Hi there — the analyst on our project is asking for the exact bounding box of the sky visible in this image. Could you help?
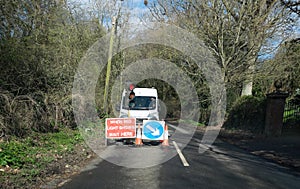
[70,0,150,26]
[71,0,299,37]
[70,0,300,59]
[120,0,151,24]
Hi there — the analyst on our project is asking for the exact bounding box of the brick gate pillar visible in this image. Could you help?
[265,90,288,137]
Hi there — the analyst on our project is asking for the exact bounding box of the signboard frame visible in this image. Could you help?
[142,120,165,140]
[105,118,136,139]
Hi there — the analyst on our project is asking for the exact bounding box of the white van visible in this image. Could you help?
[119,87,159,125]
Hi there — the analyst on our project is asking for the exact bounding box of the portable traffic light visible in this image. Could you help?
[129,84,135,91]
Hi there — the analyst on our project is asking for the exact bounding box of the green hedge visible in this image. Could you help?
[224,96,267,133]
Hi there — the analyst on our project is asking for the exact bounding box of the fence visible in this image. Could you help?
[283,98,300,128]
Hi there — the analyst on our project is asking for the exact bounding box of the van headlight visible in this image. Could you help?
[119,113,128,118]
[147,113,159,120]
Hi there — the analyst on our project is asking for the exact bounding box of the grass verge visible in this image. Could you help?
[0,129,93,189]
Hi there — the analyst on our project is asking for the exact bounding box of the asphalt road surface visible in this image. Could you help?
[60,125,300,189]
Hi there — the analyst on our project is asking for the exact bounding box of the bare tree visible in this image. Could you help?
[281,0,300,15]
[0,0,106,135]
[147,0,294,96]
[263,38,300,93]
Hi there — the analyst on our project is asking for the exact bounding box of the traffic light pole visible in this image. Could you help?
[103,17,116,114]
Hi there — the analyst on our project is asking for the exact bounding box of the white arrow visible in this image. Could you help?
[146,125,161,136]
[152,128,161,136]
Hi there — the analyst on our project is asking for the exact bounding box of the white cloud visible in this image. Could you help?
[69,0,152,27]
[117,1,151,25]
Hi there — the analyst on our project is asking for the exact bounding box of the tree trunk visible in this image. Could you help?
[241,80,253,96]
[241,63,255,96]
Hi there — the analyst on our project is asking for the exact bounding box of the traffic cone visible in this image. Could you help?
[135,123,143,146]
[162,124,169,146]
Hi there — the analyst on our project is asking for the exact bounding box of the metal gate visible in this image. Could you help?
[283,98,300,129]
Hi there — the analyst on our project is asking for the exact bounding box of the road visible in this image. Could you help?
[60,125,300,189]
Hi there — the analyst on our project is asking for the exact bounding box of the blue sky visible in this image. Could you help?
[71,0,299,59]
[70,0,149,25]
[120,0,150,24]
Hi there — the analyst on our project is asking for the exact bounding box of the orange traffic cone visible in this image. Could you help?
[162,124,169,146]
[135,124,143,146]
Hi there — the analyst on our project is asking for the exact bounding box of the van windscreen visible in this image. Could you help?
[123,96,156,110]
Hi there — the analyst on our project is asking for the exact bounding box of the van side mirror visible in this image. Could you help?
[115,104,120,111]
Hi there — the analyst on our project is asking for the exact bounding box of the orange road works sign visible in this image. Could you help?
[105,118,136,139]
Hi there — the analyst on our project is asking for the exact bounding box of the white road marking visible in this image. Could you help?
[173,141,190,167]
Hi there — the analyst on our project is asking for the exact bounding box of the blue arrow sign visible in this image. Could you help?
[142,121,165,140]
